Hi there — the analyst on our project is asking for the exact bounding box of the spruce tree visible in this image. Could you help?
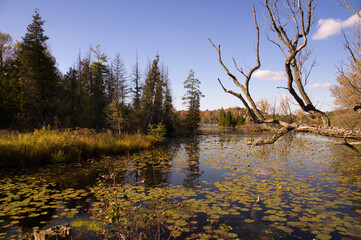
[225,111,235,127]
[89,45,109,129]
[141,55,161,130]
[218,108,225,126]
[182,70,204,133]
[60,66,80,127]
[109,53,128,104]
[17,9,59,128]
[162,65,176,133]
[131,52,142,109]
[76,51,92,128]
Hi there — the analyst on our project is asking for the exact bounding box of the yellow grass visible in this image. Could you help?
[0,127,158,168]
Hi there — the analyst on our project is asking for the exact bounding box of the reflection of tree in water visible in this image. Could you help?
[329,144,361,183]
[250,132,296,175]
[129,145,179,187]
[183,137,204,188]
[277,132,296,161]
[142,150,170,186]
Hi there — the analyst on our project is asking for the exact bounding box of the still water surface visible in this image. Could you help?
[1,127,361,239]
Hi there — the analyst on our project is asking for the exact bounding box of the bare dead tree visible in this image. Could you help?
[210,0,361,147]
[209,5,263,124]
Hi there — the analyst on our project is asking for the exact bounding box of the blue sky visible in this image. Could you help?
[0,0,360,111]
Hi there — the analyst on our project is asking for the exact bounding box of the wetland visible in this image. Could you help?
[1,126,361,239]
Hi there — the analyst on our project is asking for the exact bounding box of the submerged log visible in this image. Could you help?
[32,225,72,240]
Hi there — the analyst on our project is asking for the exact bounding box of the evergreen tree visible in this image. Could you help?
[74,51,92,128]
[131,52,142,109]
[110,53,128,104]
[153,65,164,124]
[17,9,59,128]
[162,65,176,133]
[182,70,204,132]
[218,108,226,126]
[225,111,235,127]
[60,66,80,127]
[235,114,245,126]
[89,45,109,129]
[141,55,161,130]
[106,100,128,136]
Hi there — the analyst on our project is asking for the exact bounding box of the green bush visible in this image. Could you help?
[147,122,167,142]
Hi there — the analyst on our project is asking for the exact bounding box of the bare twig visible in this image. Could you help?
[332,0,361,18]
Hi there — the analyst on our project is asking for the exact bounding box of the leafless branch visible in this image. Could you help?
[232,57,247,78]
[208,5,263,122]
[332,0,361,18]
[343,31,357,63]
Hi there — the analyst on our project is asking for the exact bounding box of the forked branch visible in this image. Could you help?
[332,0,361,18]
[208,5,263,122]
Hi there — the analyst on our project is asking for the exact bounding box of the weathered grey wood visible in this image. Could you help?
[32,225,72,240]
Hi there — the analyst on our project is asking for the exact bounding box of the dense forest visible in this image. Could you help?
[0,10,203,136]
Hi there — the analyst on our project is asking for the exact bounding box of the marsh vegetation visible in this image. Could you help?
[0,127,159,168]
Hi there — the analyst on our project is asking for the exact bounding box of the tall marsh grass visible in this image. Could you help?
[0,127,159,168]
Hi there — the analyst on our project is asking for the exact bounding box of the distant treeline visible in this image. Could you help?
[199,108,246,127]
[0,10,202,135]
[199,107,340,128]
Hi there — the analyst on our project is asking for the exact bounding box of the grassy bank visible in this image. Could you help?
[0,127,160,168]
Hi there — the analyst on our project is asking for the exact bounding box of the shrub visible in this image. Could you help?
[147,122,167,142]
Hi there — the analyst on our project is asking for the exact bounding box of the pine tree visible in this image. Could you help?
[235,114,245,126]
[106,100,127,136]
[218,108,226,126]
[141,55,161,130]
[17,9,59,128]
[225,111,235,127]
[89,45,109,129]
[182,70,204,133]
[60,66,80,127]
[153,66,164,124]
[110,53,128,104]
[162,65,176,133]
[131,52,142,109]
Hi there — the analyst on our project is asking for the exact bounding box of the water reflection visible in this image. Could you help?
[139,149,171,186]
[183,137,204,188]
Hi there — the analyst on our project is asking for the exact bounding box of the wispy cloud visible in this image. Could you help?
[313,13,360,40]
[253,70,286,81]
[308,83,332,89]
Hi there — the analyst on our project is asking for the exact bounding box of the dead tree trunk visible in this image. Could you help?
[210,0,361,150]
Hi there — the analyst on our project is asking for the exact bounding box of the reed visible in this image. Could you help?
[0,127,158,168]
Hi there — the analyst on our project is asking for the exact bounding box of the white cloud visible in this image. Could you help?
[253,70,286,81]
[313,13,361,40]
[308,83,332,89]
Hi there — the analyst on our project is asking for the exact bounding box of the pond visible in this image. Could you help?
[1,126,361,239]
